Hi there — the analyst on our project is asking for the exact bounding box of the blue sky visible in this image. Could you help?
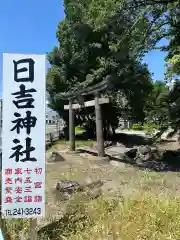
[0,0,166,96]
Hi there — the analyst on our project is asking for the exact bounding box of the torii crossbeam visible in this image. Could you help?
[61,78,112,157]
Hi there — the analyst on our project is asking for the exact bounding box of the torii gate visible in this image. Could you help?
[60,78,111,157]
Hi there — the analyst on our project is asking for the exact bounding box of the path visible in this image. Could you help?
[116,129,149,137]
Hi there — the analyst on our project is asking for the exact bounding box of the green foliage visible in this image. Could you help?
[143,123,160,132]
[47,0,180,131]
[131,123,143,131]
[133,0,180,129]
[75,125,85,135]
[168,80,180,129]
[164,0,180,81]
[47,0,156,133]
[131,123,159,132]
[144,81,170,127]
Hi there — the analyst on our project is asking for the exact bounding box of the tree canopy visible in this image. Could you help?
[47,0,180,133]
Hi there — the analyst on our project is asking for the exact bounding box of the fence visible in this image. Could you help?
[0,129,64,168]
[46,130,64,147]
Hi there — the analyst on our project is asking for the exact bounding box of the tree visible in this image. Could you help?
[130,0,180,130]
[165,1,180,81]
[47,0,155,137]
[145,81,169,127]
[139,0,180,83]
[168,80,180,129]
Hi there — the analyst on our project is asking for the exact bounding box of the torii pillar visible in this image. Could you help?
[94,93,105,157]
[69,99,75,151]
[65,96,107,156]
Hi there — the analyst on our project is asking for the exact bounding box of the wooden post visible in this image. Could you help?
[49,133,53,144]
[29,218,37,240]
[64,97,109,154]
[69,99,75,151]
[0,219,12,240]
[95,93,104,157]
[0,100,12,240]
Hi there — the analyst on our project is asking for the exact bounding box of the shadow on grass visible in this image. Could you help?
[38,202,93,240]
[38,212,88,240]
[114,133,153,147]
[112,149,180,173]
[53,130,180,172]
[75,132,152,147]
[77,146,180,173]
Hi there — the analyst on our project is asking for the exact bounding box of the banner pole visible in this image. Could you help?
[29,218,37,240]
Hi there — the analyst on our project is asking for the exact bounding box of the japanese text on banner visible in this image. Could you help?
[2,54,46,218]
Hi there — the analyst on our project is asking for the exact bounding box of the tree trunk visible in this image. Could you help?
[112,126,116,136]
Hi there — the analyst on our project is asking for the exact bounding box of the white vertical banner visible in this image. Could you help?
[2,53,46,218]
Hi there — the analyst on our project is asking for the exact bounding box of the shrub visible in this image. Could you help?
[131,123,143,131]
[143,123,158,132]
[131,123,159,132]
[75,126,85,135]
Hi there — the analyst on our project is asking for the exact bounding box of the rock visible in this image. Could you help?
[104,141,113,148]
[145,132,153,138]
[56,180,81,193]
[160,127,174,140]
[93,141,112,150]
[151,146,158,152]
[55,180,103,201]
[135,157,144,166]
[110,160,122,167]
[54,180,81,202]
[49,151,65,162]
[135,145,153,162]
[116,142,126,147]
[138,146,151,155]
[125,148,137,158]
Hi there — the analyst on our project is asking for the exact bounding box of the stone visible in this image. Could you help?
[56,180,81,193]
[104,141,113,148]
[125,148,137,158]
[135,145,153,162]
[138,146,151,155]
[49,151,65,162]
[110,160,122,167]
[116,142,126,147]
[160,127,175,140]
[55,180,103,199]
[135,157,145,166]
[54,180,81,202]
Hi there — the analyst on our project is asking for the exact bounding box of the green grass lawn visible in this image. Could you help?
[51,139,95,149]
